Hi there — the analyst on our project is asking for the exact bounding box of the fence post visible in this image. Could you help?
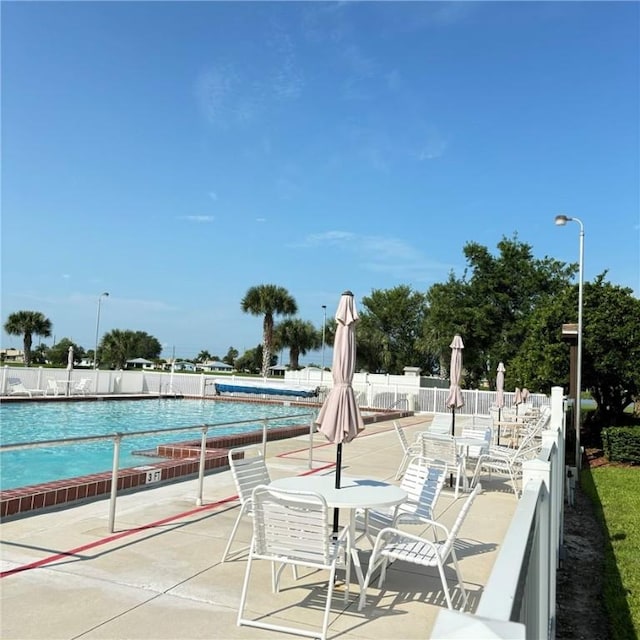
[196,426,208,506]
[108,435,122,533]
[522,458,551,639]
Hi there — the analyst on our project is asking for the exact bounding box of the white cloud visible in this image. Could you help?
[293,231,452,284]
[179,215,214,223]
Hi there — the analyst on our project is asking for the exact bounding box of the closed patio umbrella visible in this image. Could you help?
[315,291,364,531]
[445,334,464,437]
[514,387,523,415]
[496,362,505,445]
[67,346,74,371]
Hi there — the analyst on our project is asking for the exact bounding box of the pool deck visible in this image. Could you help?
[0,416,517,640]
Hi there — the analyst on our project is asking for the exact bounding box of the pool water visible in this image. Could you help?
[0,399,313,490]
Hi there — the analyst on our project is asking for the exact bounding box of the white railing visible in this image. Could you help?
[431,386,566,639]
[1,410,315,532]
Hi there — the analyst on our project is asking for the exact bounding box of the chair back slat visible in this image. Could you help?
[229,447,271,505]
[420,433,458,467]
[252,486,332,565]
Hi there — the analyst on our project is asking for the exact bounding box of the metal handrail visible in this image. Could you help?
[1,411,314,532]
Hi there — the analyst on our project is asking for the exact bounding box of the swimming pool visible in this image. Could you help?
[0,399,314,491]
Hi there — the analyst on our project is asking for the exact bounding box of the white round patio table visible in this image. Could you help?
[269,474,407,588]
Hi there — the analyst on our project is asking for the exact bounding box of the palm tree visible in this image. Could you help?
[275,319,321,370]
[196,350,212,363]
[3,310,52,367]
[241,285,297,376]
[99,329,137,369]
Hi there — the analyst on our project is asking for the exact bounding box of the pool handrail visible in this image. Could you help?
[1,410,315,532]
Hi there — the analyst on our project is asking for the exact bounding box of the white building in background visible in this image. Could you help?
[0,348,24,363]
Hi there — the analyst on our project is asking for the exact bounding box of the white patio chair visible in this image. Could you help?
[419,432,465,499]
[46,379,60,396]
[459,425,492,462]
[358,456,447,543]
[7,378,45,397]
[221,445,271,562]
[393,420,423,479]
[429,412,453,435]
[71,378,92,395]
[358,483,482,612]
[470,418,545,498]
[237,484,351,640]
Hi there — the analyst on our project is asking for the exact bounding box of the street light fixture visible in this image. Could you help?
[555,214,585,470]
[94,292,109,369]
[320,305,327,383]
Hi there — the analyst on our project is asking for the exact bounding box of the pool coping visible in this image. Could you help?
[0,405,410,519]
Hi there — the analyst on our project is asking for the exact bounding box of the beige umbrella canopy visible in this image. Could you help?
[445,334,465,436]
[316,291,365,448]
[315,291,364,531]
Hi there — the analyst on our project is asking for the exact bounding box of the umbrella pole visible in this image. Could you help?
[497,408,502,445]
[450,409,455,488]
[333,443,343,533]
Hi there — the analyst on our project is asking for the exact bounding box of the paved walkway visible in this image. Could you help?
[0,417,516,640]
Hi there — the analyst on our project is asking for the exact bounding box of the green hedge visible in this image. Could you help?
[602,427,640,464]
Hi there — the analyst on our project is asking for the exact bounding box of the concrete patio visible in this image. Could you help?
[0,416,517,640]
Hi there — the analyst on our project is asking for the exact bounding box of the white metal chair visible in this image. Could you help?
[358,483,481,612]
[7,378,45,397]
[237,484,351,640]
[46,379,60,396]
[470,415,546,497]
[393,421,423,479]
[71,378,92,395]
[221,445,271,562]
[459,425,492,461]
[429,412,453,435]
[419,433,465,499]
[358,457,447,543]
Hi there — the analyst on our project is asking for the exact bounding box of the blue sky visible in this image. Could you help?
[2,1,639,363]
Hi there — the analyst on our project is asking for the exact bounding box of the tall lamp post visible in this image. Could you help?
[320,304,327,383]
[94,292,109,369]
[555,214,584,470]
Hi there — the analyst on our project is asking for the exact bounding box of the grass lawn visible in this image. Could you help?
[582,465,640,639]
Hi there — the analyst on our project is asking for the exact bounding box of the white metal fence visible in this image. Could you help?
[431,386,566,639]
[1,366,549,416]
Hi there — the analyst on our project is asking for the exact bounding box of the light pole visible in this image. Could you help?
[320,305,327,383]
[94,292,109,369]
[555,214,584,470]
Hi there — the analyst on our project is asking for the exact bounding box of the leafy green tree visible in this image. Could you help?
[234,345,275,374]
[510,274,640,427]
[223,347,239,367]
[241,284,297,376]
[581,277,640,425]
[3,310,53,367]
[357,286,429,374]
[99,330,162,369]
[47,338,85,368]
[31,343,49,365]
[275,318,321,370]
[424,236,573,387]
